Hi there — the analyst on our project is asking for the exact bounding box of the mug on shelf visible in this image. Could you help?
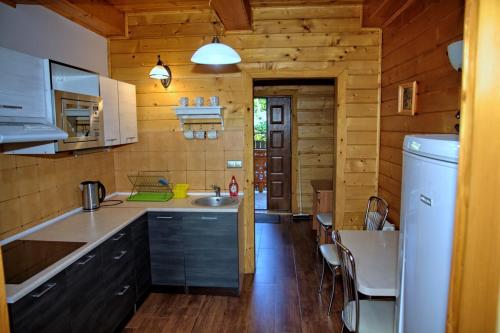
[195,96,204,106]
[210,96,219,106]
[179,97,189,106]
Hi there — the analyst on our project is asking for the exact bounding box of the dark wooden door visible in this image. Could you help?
[267,97,292,211]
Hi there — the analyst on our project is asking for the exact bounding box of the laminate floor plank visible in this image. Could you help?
[123,218,343,333]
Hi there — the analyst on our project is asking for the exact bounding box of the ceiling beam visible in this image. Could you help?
[10,0,126,37]
[211,0,252,31]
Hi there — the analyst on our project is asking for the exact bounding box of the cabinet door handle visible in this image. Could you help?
[155,216,173,220]
[0,104,23,110]
[201,216,217,221]
[31,283,57,298]
[116,285,130,296]
[77,254,95,265]
[106,138,118,142]
[112,232,126,241]
[126,136,136,140]
[113,250,127,260]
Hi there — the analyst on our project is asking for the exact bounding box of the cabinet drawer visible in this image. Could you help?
[182,213,237,249]
[185,248,238,288]
[102,227,133,274]
[9,272,71,333]
[100,265,136,333]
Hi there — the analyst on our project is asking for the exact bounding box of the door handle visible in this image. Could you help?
[77,254,95,265]
[420,194,432,206]
[201,216,218,221]
[112,232,126,241]
[113,250,127,260]
[155,216,174,220]
[0,104,23,110]
[106,138,118,142]
[116,285,130,296]
[31,283,57,298]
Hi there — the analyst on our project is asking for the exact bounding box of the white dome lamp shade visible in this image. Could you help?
[149,55,172,88]
[191,36,241,65]
[447,40,463,71]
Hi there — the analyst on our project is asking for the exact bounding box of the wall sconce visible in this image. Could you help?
[149,55,172,88]
[447,40,463,71]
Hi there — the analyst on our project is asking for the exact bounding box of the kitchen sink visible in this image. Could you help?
[193,196,238,207]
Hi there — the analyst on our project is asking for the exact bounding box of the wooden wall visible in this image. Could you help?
[378,0,464,226]
[254,84,335,214]
[109,4,380,271]
[0,151,116,240]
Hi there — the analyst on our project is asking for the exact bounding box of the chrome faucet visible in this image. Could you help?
[212,184,221,197]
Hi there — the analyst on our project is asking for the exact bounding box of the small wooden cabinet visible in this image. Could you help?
[311,180,333,244]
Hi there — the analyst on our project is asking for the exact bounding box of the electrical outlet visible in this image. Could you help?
[227,160,242,168]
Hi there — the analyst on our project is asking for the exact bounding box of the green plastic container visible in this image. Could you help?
[127,192,173,202]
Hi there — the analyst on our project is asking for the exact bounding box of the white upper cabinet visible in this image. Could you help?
[99,76,121,146]
[0,47,50,119]
[51,62,99,96]
[118,81,138,144]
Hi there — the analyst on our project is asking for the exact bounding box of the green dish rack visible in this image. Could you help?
[127,171,173,202]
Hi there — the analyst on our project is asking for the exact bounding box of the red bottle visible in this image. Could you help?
[229,176,239,197]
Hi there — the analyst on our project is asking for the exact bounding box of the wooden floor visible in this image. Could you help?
[123,217,343,333]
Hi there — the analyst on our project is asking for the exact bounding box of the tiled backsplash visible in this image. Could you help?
[113,129,245,192]
[0,151,115,240]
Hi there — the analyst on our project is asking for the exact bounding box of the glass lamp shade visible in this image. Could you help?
[149,64,170,79]
[191,37,241,65]
[447,40,463,71]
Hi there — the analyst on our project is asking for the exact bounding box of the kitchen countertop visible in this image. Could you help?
[4,193,242,303]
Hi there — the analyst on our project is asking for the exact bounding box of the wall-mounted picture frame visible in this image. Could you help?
[398,81,418,115]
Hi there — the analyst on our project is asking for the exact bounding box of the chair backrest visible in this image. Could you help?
[333,231,360,332]
[364,196,389,230]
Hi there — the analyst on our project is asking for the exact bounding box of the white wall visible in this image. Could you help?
[0,4,108,75]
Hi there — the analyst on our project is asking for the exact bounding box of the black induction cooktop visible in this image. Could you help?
[1,240,86,284]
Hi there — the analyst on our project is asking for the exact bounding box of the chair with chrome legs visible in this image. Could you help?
[364,196,389,231]
[316,212,333,252]
[332,231,395,333]
[318,234,340,316]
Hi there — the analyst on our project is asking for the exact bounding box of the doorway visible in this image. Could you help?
[253,96,292,212]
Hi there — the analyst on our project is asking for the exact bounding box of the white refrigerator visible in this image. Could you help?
[396,134,460,333]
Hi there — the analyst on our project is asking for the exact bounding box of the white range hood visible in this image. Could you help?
[0,116,67,144]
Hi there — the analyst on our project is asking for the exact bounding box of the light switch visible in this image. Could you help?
[227,160,242,168]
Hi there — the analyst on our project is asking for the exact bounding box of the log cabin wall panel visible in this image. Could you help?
[254,84,335,214]
[0,152,116,241]
[109,5,379,271]
[378,0,464,226]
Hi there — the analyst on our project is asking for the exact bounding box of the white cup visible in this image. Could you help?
[210,96,219,106]
[207,130,217,140]
[184,130,194,140]
[194,131,205,140]
[195,96,204,106]
[179,97,188,106]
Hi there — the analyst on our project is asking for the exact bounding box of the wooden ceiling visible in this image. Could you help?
[1,0,363,37]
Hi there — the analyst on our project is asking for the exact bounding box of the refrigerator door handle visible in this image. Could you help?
[420,194,432,206]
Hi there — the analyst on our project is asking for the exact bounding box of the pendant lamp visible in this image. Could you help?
[191,36,241,65]
[149,55,172,88]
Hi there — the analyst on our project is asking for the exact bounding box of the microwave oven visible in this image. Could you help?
[54,90,104,151]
